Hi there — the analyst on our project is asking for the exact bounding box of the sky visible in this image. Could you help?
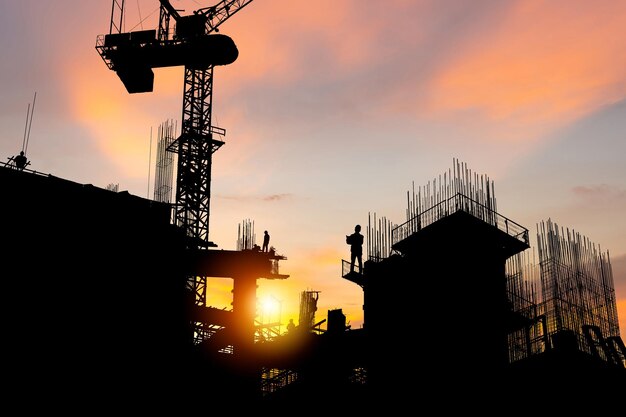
[1,0,625,334]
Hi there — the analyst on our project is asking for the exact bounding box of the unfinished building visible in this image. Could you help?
[506,219,626,387]
[0,164,288,410]
[2,0,624,408]
[2,157,624,408]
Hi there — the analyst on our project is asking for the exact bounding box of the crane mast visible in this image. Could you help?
[97,0,255,343]
[153,0,253,251]
[109,0,125,35]
[158,3,252,337]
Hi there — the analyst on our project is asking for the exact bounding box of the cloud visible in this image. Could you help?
[572,185,626,203]
[216,193,294,202]
[389,0,626,143]
[216,0,626,156]
[263,193,292,202]
[431,2,626,105]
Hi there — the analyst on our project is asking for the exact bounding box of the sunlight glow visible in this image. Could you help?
[258,295,281,317]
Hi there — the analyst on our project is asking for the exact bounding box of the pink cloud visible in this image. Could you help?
[220,0,364,87]
[216,193,294,202]
[217,0,626,149]
[263,193,292,202]
[395,0,626,141]
[572,184,626,204]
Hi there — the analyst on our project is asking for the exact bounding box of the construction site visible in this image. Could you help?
[2,0,625,410]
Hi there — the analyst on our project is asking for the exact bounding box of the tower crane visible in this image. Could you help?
[96,0,255,342]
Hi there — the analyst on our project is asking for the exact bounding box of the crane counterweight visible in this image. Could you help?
[98,30,238,94]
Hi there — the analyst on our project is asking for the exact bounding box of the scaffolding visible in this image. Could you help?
[256,295,282,342]
[506,250,547,363]
[536,219,623,365]
[260,368,298,397]
[505,219,624,366]
[258,296,298,397]
[299,290,319,331]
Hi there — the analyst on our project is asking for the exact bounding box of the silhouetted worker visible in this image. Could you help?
[346,224,364,274]
[287,318,295,333]
[14,151,27,170]
[262,230,270,252]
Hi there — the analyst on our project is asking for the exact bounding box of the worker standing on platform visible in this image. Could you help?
[262,230,270,252]
[346,224,364,274]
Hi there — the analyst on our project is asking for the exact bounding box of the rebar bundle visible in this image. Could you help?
[537,219,620,347]
[505,219,623,364]
[153,119,176,203]
[236,218,256,251]
[506,251,544,362]
[367,212,396,262]
[392,158,527,246]
[405,157,497,226]
[298,290,319,331]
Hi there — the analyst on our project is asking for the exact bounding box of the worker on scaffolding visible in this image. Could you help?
[13,151,28,170]
[346,224,364,274]
[286,318,296,334]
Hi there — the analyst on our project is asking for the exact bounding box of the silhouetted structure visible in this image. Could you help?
[237,218,256,251]
[97,0,257,354]
[506,219,626,378]
[366,212,395,262]
[5,93,36,171]
[4,0,622,407]
[262,230,270,252]
[298,290,319,331]
[2,156,623,409]
[153,119,176,203]
[338,159,624,404]
[1,162,292,408]
[358,160,531,400]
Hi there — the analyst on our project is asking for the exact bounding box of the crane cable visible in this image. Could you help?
[128,4,160,32]
[136,0,143,30]
[22,92,36,154]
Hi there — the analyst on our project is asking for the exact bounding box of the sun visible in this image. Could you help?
[259,296,280,316]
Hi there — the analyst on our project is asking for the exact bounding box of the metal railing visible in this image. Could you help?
[342,259,362,277]
[391,193,529,247]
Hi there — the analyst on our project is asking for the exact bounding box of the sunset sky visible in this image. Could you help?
[1,0,625,333]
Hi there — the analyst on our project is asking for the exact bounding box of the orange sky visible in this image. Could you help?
[1,0,625,335]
